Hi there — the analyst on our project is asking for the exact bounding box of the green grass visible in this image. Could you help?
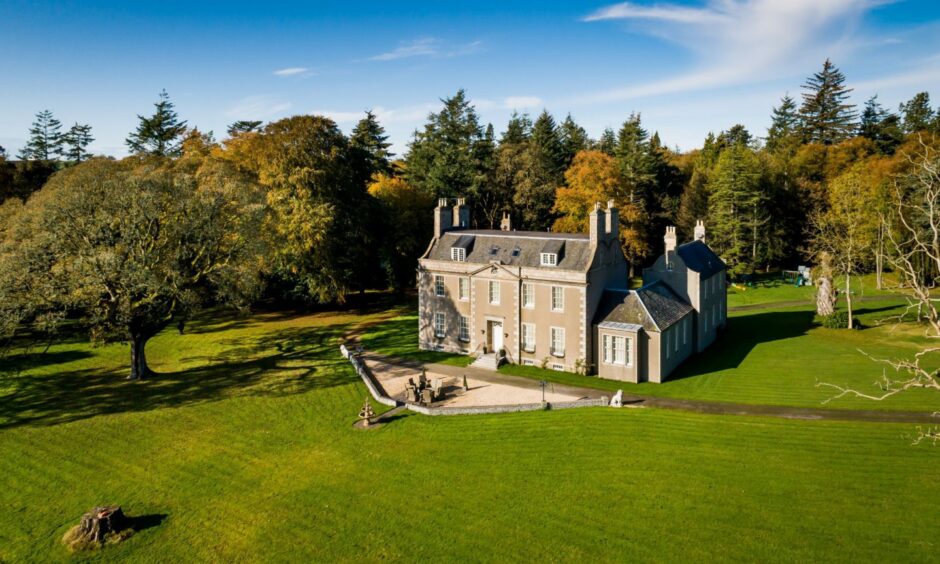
[357,312,472,367]
[502,299,939,411]
[1,296,938,561]
[727,272,897,308]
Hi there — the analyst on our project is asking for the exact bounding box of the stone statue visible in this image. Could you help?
[610,389,623,408]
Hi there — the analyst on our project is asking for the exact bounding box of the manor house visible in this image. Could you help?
[417,198,726,383]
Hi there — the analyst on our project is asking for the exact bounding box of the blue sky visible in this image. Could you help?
[2,0,940,157]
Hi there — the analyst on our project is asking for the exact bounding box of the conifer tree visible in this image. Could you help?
[559,114,589,169]
[707,142,766,274]
[126,89,188,157]
[766,95,800,153]
[471,123,502,228]
[512,110,565,230]
[350,110,393,179]
[19,110,63,161]
[899,92,935,134]
[493,112,531,229]
[405,89,484,199]
[614,113,654,192]
[859,96,903,154]
[62,123,94,163]
[596,127,617,156]
[799,59,858,145]
[226,120,263,136]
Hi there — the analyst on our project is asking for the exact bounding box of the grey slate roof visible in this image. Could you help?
[426,229,593,270]
[677,240,725,278]
[594,281,692,332]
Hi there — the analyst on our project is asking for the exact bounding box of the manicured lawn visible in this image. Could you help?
[502,299,939,411]
[1,295,937,561]
[357,313,472,367]
[727,272,897,308]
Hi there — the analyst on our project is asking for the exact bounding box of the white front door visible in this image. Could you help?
[490,321,503,352]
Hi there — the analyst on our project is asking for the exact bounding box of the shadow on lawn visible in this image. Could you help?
[357,315,462,364]
[0,321,356,430]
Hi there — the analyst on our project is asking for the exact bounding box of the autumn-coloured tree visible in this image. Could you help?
[368,171,435,289]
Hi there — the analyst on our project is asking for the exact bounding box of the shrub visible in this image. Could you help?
[821,311,850,329]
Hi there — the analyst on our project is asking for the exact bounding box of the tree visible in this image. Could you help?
[559,114,590,169]
[859,96,903,154]
[350,110,393,182]
[800,59,858,145]
[126,89,188,157]
[513,110,565,230]
[596,127,617,156]
[707,143,765,274]
[899,92,934,134]
[810,166,877,328]
[0,157,265,379]
[368,172,435,289]
[226,115,377,302]
[19,110,63,161]
[226,120,263,136]
[766,95,801,153]
[470,123,501,228]
[492,112,531,229]
[552,150,648,274]
[406,89,485,200]
[62,123,95,162]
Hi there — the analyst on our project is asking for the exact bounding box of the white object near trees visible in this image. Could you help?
[610,389,623,408]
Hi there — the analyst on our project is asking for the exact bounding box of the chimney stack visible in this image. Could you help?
[694,219,706,242]
[452,197,470,229]
[605,199,618,241]
[589,202,604,245]
[500,212,512,231]
[434,198,453,238]
[664,226,677,265]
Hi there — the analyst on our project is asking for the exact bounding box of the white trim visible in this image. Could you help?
[551,286,564,312]
[521,322,536,352]
[458,277,469,301]
[488,280,501,305]
[550,326,565,357]
[434,275,445,297]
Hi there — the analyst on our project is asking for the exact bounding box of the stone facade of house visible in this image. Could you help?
[417,200,727,382]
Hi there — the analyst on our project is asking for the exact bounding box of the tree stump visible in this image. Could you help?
[63,505,129,550]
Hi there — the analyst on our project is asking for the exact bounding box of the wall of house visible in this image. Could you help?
[654,314,695,382]
[594,326,644,383]
[471,268,521,362]
[417,268,472,354]
[696,273,727,352]
[517,280,585,372]
[584,237,629,374]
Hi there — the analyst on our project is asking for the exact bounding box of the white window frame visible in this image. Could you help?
[540,253,557,267]
[521,323,536,352]
[550,326,565,357]
[451,247,466,262]
[551,363,564,371]
[434,312,445,338]
[522,358,535,366]
[522,283,534,309]
[458,277,469,301]
[551,286,564,312]
[603,334,630,367]
[488,280,500,305]
[434,275,445,297]
[458,316,470,342]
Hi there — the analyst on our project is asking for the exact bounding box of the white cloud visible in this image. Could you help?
[313,103,440,124]
[502,96,543,109]
[368,38,483,61]
[576,0,891,104]
[273,67,310,77]
[226,95,292,120]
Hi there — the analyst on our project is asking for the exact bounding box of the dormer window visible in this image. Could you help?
[540,253,557,267]
[451,247,466,261]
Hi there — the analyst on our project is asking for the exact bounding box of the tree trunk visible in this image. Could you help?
[844,273,853,329]
[876,223,884,290]
[128,333,151,380]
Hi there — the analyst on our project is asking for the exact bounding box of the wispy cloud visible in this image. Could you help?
[226,95,292,120]
[313,103,441,124]
[273,67,311,77]
[576,0,891,104]
[474,96,545,111]
[368,38,483,61]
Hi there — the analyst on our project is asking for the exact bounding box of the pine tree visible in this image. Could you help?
[859,96,903,154]
[471,123,502,228]
[707,144,766,274]
[19,110,63,161]
[614,113,654,192]
[493,113,531,229]
[559,114,589,169]
[766,95,800,152]
[899,92,935,134]
[62,123,95,163]
[596,127,617,156]
[512,110,565,230]
[405,89,484,199]
[226,120,263,136]
[350,110,393,182]
[126,89,188,157]
[799,59,858,145]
